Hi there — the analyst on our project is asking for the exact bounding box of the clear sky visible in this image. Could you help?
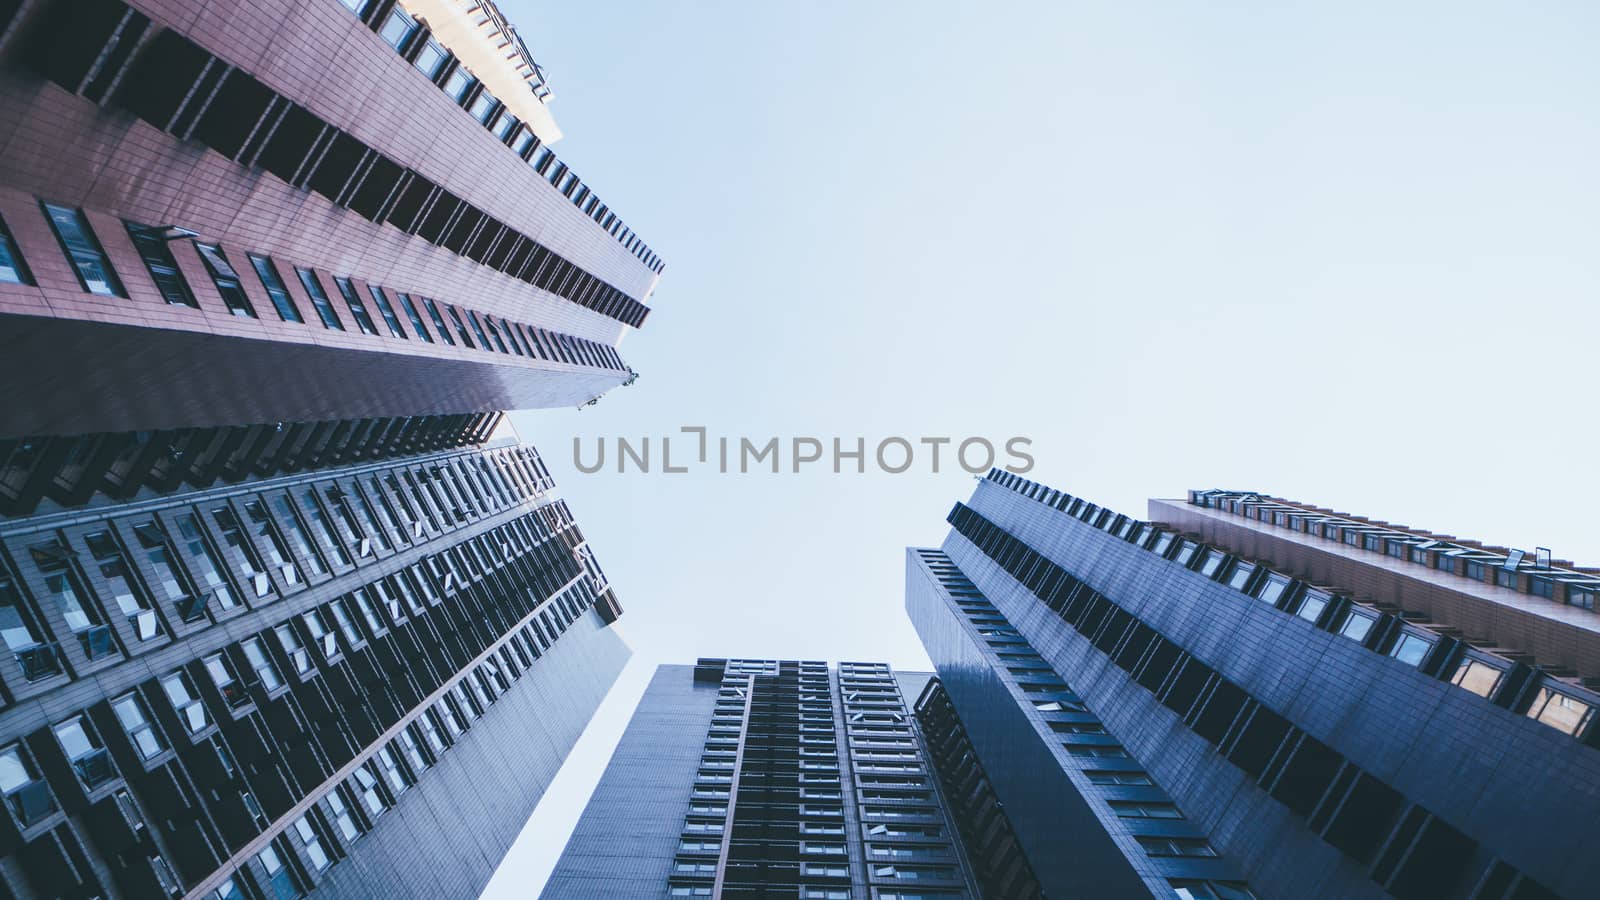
[479,2,1600,896]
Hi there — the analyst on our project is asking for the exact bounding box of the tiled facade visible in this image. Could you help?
[0,440,631,899]
[0,0,661,446]
[545,660,987,900]
[911,470,1598,899]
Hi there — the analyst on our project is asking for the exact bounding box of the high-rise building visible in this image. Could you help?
[0,0,661,513]
[907,469,1600,900]
[544,658,997,900]
[0,0,663,896]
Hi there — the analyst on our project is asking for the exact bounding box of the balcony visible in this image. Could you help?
[72,749,117,789]
[15,642,61,681]
[7,780,57,827]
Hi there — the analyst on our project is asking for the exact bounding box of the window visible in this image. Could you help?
[28,542,105,649]
[293,815,332,871]
[294,268,343,329]
[497,113,520,141]
[413,38,448,78]
[1172,880,1258,900]
[0,743,56,826]
[113,692,167,760]
[378,7,416,50]
[421,297,455,344]
[329,600,362,646]
[1450,658,1503,699]
[0,213,31,284]
[1138,836,1217,858]
[445,304,477,347]
[242,637,283,691]
[132,521,191,610]
[1109,800,1182,819]
[366,285,407,338]
[273,494,329,574]
[352,762,388,818]
[162,670,209,734]
[243,500,300,584]
[249,254,303,323]
[468,89,499,124]
[395,293,432,342]
[1066,745,1128,759]
[1526,686,1595,736]
[333,277,379,335]
[325,790,360,842]
[84,531,157,637]
[443,66,475,102]
[125,223,196,306]
[257,844,300,900]
[1295,589,1329,624]
[194,243,256,317]
[211,507,270,598]
[1339,611,1374,643]
[1569,587,1596,610]
[1388,632,1433,667]
[1084,770,1153,786]
[175,513,239,614]
[275,624,312,676]
[204,653,249,708]
[0,573,49,658]
[43,203,123,296]
[55,715,115,788]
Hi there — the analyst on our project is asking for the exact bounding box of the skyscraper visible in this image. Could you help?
[0,0,662,896]
[907,469,1600,899]
[0,0,660,510]
[544,658,996,899]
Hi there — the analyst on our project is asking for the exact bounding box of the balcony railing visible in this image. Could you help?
[72,749,117,789]
[15,643,61,681]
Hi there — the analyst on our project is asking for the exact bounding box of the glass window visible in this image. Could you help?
[28,542,102,637]
[194,243,256,317]
[257,844,299,900]
[242,637,283,691]
[332,277,379,335]
[275,624,312,676]
[443,66,474,102]
[303,610,339,660]
[395,293,432,342]
[1388,632,1433,667]
[1109,800,1182,819]
[1525,686,1594,736]
[294,268,343,330]
[326,790,360,842]
[1295,589,1329,624]
[0,743,56,826]
[125,223,196,306]
[1339,611,1374,644]
[175,513,239,614]
[86,531,160,637]
[498,113,520,141]
[248,254,303,323]
[1450,658,1503,699]
[1084,770,1153,785]
[0,213,32,284]
[43,203,124,296]
[55,715,115,788]
[211,506,270,598]
[376,745,409,794]
[204,652,249,708]
[293,815,331,871]
[272,494,328,574]
[131,521,190,608]
[366,285,407,338]
[113,692,167,760]
[352,762,387,818]
[1569,587,1596,610]
[244,500,302,584]
[445,304,477,348]
[162,670,209,734]
[421,297,455,344]
[413,39,448,78]
[378,7,416,51]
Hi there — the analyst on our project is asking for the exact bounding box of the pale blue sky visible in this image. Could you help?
[481,2,1600,895]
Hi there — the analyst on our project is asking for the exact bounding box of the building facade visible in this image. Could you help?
[544,659,997,900]
[0,0,662,510]
[907,469,1600,899]
[0,0,664,896]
